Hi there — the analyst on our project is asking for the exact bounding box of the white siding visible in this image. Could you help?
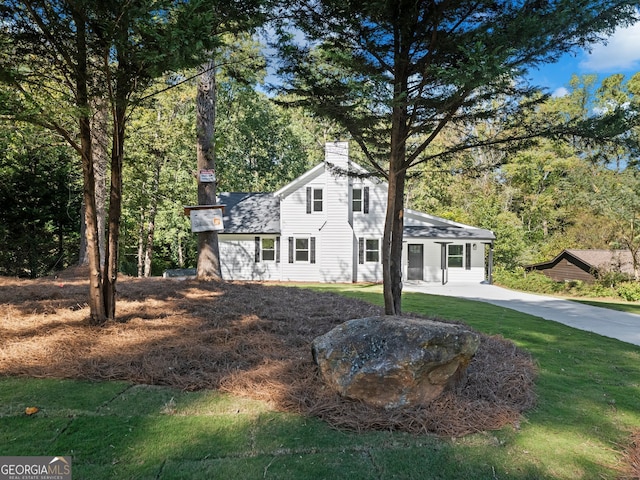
[402,241,487,283]
[217,142,493,285]
[219,235,280,281]
[279,178,326,281]
[319,142,354,282]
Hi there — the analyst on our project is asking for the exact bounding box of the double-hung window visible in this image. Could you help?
[306,187,323,213]
[447,244,464,268]
[295,238,309,262]
[255,237,279,263]
[353,188,362,212]
[352,186,369,213]
[313,189,323,212]
[288,236,316,263]
[261,238,275,261]
[366,239,379,262]
[359,238,380,263]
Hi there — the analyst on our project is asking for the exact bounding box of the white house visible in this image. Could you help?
[217,142,495,284]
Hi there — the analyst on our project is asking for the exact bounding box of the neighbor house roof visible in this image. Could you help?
[527,249,635,275]
[218,192,280,234]
[565,249,635,274]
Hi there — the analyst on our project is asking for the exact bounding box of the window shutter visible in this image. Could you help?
[363,186,369,214]
[255,237,261,263]
[288,237,294,263]
[306,187,312,214]
[358,238,364,264]
[276,237,280,263]
[465,243,471,270]
[310,237,316,264]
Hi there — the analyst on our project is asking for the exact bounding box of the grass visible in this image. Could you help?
[1,284,640,479]
[571,298,640,315]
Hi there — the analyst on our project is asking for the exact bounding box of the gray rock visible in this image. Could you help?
[312,316,480,409]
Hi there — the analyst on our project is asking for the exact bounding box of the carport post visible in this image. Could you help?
[435,241,452,285]
[483,242,494,284]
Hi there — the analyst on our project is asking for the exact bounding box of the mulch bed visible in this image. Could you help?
[0,269,537,437]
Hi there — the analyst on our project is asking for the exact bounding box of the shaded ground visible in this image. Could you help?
[0,268,538,437]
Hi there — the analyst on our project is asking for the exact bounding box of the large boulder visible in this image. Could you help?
[312,316,481,409]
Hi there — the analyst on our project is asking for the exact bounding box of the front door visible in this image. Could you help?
[407,244,424,280]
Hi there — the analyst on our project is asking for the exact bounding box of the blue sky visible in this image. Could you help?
[262,19,640,97]
[526,21,640,97]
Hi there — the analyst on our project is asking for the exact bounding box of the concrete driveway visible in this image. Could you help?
[403,281,640,347]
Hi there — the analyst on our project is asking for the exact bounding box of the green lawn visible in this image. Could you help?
[572,297,640,315]
[1,285,639,479]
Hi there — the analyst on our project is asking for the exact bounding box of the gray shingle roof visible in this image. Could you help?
[403,225,496,241]
[217,193,495,240]
[217,193,280,234]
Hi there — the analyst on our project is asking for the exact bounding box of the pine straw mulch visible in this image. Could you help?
[1,268,537,437]
[618,430,640,480]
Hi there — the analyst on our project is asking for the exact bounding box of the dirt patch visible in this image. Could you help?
[0,271,537,437]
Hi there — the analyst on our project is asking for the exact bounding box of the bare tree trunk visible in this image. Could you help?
[178,235,184,268]
[390,169,405,311]
[74,10,106,325]
[78,98,108,266]
[382,164,406,315]
[196,58,222,281]
[93,99,108,265]
[382,172,397,315]
[103,102,126,320]
[143,162,161,277]
[137,207,145,277]
[382,57,409,315]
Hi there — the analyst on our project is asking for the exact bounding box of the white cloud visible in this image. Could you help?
[579,22,640,72]
[552,87,569,98]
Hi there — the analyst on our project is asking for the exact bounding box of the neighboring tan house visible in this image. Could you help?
[525,249,635,283]
[216,141,496,284]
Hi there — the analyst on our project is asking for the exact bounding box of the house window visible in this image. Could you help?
[352,186,369,213]
[353,188,362,212]
[296,238,309,262]
[289,236,316,263]
[448,244,464,268]
[359,238,380,263]
[306,187,323,213]
[313,189,323,212]
[262,238,275,261]
[255,237,279,263]
[366,239,379,262]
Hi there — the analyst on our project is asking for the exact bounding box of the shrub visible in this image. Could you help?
[615,282,640,302]
[494,267,619,299]
[493,267,561,295]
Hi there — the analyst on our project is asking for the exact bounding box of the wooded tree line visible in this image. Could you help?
[3,70,639,280]
[1,0,638,321]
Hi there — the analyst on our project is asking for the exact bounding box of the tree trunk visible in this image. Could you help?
[137,207,145,278]
[143,161,161,277]
[103,103,126,320]
[178,235,184,268]
[78,98,108,266]
[93,99,109,265]
[382,42,409,315]
[196,58,223,281]
[74,10,106,325]
[382,172,397,314]
[382,162,407,315]
[390,168,406,311]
